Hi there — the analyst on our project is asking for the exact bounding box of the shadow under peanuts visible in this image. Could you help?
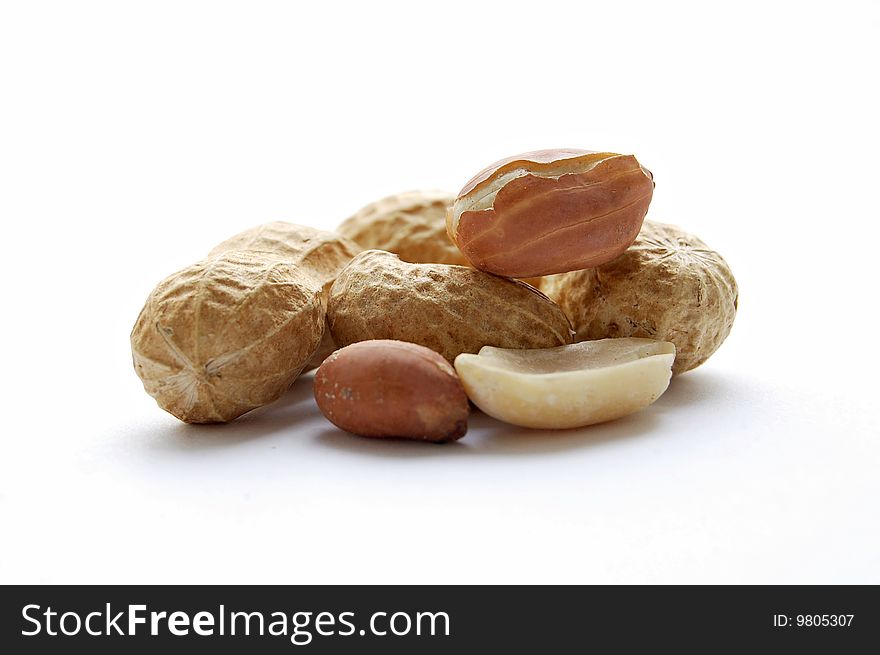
[653,368,737,411]
[315,396,664,458]
[314,428,474,459]
[315,367,740,458]
[465,408,663,456]
[142,373,322,453]
[135,365,738,457]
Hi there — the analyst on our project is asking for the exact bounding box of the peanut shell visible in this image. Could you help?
[132,223,360,422]
[131,251,324,423]
[338,190,467,266]
[210,221,361,292]
[328,250,573,363]
[542,221,738,375]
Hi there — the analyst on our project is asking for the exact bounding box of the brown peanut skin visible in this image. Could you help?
[451,150,654,278]
[314,340,469,442]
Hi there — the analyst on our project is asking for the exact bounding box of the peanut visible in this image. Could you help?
[454,338,675,429]
[542,220,738,375]
[338,190,468,266]
[131,223,360,423]
[328,250,573,363]
[314,340,469,442]
[210,221,361,294]
[447,149,654,278]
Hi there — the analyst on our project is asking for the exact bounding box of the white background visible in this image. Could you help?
[1,0,878,584]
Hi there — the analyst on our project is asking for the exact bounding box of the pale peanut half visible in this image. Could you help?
[454,338,675,429]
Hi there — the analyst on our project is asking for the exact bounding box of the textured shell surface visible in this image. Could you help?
[328,250,573,362]
[131,250,324,423]
[542,221,738,374]
[209,222,361,291]
[337,190,467,266]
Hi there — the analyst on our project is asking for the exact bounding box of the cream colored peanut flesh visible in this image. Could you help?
[453,338,675,429]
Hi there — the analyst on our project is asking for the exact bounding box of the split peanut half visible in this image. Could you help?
[453,338,675,429]
[447,149,655,278]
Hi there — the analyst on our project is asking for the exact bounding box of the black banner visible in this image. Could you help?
[1,585,876,653]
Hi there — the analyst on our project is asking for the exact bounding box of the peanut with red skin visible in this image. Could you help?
[315,340,469,442]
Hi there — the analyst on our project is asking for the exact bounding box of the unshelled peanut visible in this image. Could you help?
[338,190,468,266]
[131,223,360,423]
[328,250,573,363]
[542,221,737,374]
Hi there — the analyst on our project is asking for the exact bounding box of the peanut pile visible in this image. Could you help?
[131,149,738,441]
